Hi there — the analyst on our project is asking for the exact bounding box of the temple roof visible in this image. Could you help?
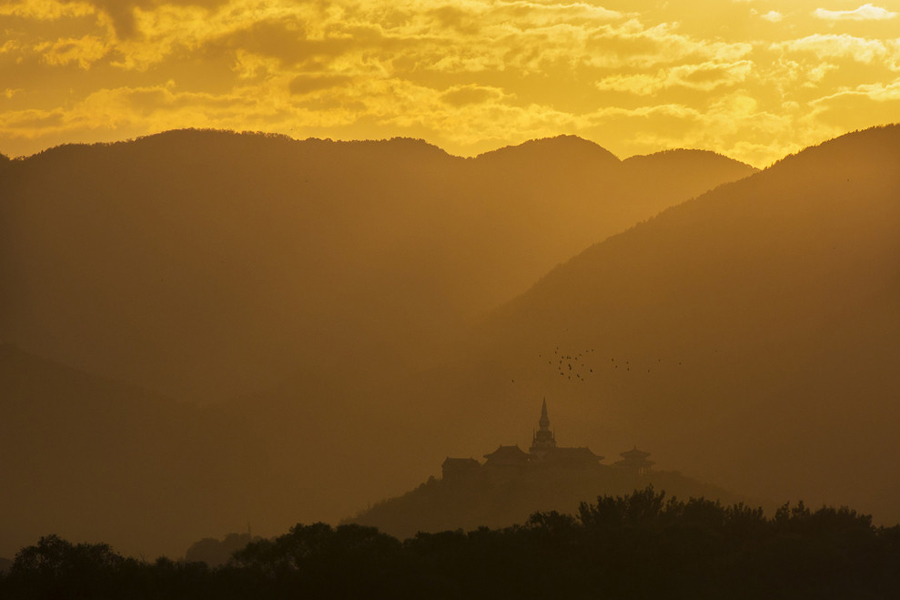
[620,446,651,459]
[483,445,530,464]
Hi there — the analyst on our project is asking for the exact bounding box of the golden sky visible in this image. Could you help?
[1,0,899,166]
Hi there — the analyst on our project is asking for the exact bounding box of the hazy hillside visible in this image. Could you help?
[409,125,900,524]
[0,344,272,559]
[0,131,753,402]
[351,466,742,541]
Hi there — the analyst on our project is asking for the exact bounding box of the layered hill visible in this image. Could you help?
[0,344,272,559]
[0,131,753,402]
[405,125,900,524]
[6,126,897,557]
[350,464,741,541]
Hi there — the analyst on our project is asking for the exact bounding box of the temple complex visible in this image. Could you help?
[442,400,651,480]
[355,408,729,541]
[482,445,531,467]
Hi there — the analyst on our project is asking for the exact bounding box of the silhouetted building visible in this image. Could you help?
[615,446,654,475]
[483,445,530,467]
[529,398,557,459]
[528,399,603,466]
[441,401,605,480]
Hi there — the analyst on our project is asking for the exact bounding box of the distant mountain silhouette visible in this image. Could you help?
[414,125,900,525]
[474,134,621,169]
[0,344,272,559]
[0,130,753,402]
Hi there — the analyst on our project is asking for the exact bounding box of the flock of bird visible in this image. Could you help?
[508,347,685,385]
[524,347,684,383]
[542,347,597,382]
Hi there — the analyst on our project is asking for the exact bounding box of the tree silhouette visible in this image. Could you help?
[2,489,899,599]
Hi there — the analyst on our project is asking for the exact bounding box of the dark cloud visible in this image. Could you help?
[428,6,482,35]
[60,0,230,38]
[203,18,357,68]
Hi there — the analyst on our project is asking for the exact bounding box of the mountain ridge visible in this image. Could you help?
[473,134,622,167]
[10,128,755,167]
[0,128,755,402]
[505,124,900,312]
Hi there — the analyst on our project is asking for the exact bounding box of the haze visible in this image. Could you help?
[2,125,898,560]
[0,0,898,569]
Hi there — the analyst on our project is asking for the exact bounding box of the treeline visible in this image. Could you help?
[2,488,899,599]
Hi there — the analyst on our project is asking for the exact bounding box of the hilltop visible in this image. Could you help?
[350,403,741,540]
[352,466,740,542]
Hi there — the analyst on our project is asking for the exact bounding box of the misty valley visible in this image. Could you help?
[1,125,899,597]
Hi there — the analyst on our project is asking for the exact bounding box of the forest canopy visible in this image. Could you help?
[3,488,898,600]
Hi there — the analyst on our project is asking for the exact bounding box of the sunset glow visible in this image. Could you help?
[2,0,899,165]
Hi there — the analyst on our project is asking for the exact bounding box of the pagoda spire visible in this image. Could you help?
[530,398,556,458]
[539,398,550,431]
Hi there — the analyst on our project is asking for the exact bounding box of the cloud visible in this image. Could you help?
[490,1,625,25]
[67,0,230,38]
[0,41,22,55]
[440,84,506,106]
[595,60,753,95]
[2,0,900,169]
[0,0,95,20]
[38,35,110,68]
[773,34,897,64]
[813,4,897,21]
[0,107,68,134]
[812,79,900,106]
[807,78,900,130]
